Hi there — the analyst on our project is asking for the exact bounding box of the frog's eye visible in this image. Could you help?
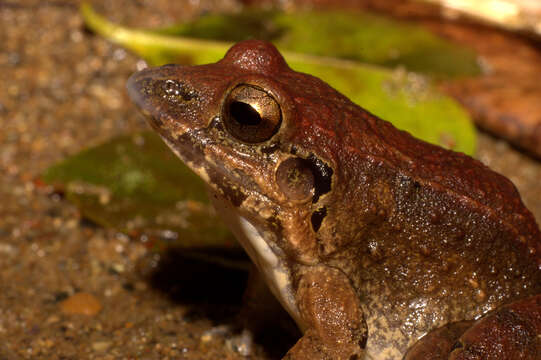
[222,84,282,143]
[276,157,315,201]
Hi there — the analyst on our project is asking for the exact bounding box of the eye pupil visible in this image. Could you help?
[229,101,262,126]
[222,84,281,143]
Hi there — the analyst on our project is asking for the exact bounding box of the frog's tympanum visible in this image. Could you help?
[128,40,540,359]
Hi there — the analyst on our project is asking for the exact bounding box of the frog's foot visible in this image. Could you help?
[284,265,367,360]
[405,294,541,360]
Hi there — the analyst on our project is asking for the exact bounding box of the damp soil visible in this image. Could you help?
[0,1,540,359]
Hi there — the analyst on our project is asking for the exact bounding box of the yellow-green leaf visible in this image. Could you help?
[81,3,476,154]
[43,132,238,250]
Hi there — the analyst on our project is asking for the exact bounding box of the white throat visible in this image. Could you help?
[209,192,303,330]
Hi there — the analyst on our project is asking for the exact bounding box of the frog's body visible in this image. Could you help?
[128,40,540,359]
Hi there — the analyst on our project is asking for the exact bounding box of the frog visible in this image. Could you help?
[127,40,541,359]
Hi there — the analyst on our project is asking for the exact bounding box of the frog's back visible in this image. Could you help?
[366,114,540,249]
[346,110,541,356]
[282,67,540,258]
[280,66,540,357]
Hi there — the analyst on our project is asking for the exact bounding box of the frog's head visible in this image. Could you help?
[127,40,349,264]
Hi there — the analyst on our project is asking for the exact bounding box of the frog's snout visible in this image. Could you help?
[126,69,152,113]
[127,68,199,118]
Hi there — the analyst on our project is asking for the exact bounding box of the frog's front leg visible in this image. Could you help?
[284,265,367,360]
[405,294,541,360]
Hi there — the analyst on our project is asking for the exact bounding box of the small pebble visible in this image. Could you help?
[45,315,60,324]
[59,292,102,316]
[92,341,112,352]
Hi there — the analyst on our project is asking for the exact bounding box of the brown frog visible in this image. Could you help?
[127,40,541,359]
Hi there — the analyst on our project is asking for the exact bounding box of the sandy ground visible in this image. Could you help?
[1,1,540,359]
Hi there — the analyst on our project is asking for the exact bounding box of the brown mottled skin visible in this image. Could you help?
[127,40,540,359]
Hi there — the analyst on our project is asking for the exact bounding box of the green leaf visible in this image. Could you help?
[271,11,481,78]
[43,132,238,250]
[81,3,476,154]
[157,10,481,78]
[81,2,231,66]
[81,4,482,77]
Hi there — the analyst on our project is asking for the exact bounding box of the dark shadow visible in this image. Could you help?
[145,246,297,358]
[147,247,249,320]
